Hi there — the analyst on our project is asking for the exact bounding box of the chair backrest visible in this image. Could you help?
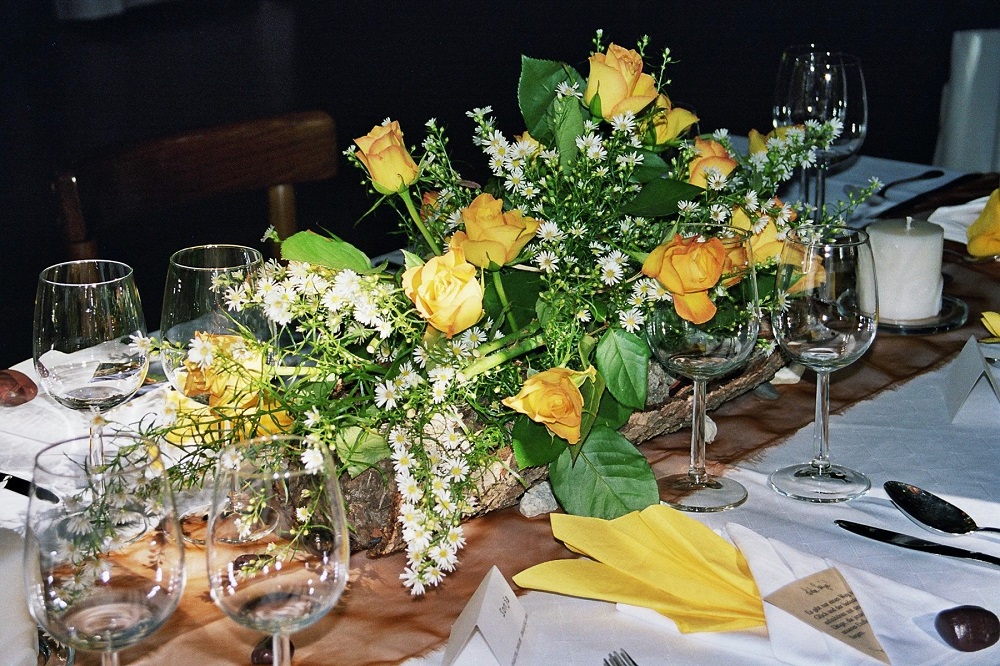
[55,110,337,259]
[933,30,1000,172]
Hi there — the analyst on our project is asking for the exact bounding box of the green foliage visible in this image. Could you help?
[518,56,585,144]
[281,231,374,273]
[549,426,658,519]
[512,416,566,468]
[622,178,705,219]
[595,328,650,410]
[483,269,544,333]
[334,426,391,478]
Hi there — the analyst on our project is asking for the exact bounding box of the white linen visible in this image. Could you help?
[928,195,992,243]
[0,528,37,666]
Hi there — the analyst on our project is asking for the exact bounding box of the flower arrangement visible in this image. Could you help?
[148,32,875,595]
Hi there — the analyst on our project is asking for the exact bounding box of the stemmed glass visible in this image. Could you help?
[206,435,349,666]
[773,43,819,202]
[645,225,760,511]
[33,260,150,467]
[769,225,878,502]
[775,50,868,216]
[23,433,186,666]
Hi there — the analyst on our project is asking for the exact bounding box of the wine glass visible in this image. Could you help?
[772,43,819,202]
[769,225,878,502]
[645,225,760,511]
[160,244,270,402]
[33,260,150,467]
[777,51,868,217]
[23,433,186,666]
[206,435,350,666]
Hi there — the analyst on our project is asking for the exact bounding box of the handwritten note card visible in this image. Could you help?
[765,567,889,664]
[442,566,527,666]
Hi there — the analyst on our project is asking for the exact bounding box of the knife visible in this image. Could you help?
[835,519,1000,568]
[1,473,58,502]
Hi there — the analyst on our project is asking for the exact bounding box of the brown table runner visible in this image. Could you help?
[95,176,1000,666]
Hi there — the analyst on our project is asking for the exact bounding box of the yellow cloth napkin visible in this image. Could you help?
[513,505,765,633]
[966,188,1000,257]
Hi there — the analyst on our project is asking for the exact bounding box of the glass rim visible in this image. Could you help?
[33,433,162,478]
[38,259,134,287]
[787,224,869,247]
[168,244,264,272]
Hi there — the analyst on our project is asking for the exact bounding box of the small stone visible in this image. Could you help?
[0,369,37,406]
[935,605,1000,652]
[251,636,294,664]
[519,481,559,518]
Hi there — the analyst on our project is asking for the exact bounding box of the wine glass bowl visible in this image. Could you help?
[23,434,186,666]
[206,435,349,666]
[645,225,760,512]
[769,225,877,502]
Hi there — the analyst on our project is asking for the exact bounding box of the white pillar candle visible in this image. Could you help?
[867,217,944,321]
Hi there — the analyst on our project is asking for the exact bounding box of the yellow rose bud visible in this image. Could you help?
[449,193,540,268]
[967,189,1000,257]
[584,43,658,120]
[649,94,698,146]
[688,138,738,188]
[402,248,484,338]
[354,120,420,195]
[502,367,588,444]
[642,233,727,324]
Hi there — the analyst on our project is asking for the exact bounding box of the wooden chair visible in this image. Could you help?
[55,110,337,260]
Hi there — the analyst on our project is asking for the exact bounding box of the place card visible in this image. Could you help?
[442,566,528,666]
[944,337,1000,421]
[765,567,889,665]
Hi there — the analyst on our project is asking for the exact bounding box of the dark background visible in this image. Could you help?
[3,0,998,369]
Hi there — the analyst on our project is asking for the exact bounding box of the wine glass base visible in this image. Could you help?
[658,474,748,512]
[769,463,870,503]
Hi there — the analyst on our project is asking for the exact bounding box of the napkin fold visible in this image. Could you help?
[927,194,990,243]
[512,505,765,633]
[966,189,1000,257]
[0,528,38,666]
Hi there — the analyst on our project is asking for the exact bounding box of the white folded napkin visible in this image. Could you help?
[620,524,994,665]
[928,195,990,243]
[0,528,38,666]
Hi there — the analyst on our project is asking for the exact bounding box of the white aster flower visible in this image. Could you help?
[535,250,559,273]
[537,221,564,242]
[301,446,325,473]
[610,111,637,133]
[296,507,311,523]
[397,473,424,503]
[555,81,583,99]
[400,567,426,596]
[619,307,644,333]
[187,335,215,368]
[375,381,400,410]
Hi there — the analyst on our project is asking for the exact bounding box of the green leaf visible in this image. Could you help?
[549,426,658,519]
[401,248,424,271]
[551,96,584,173]
[333,426,391,478]
[517,56,585,144]
[595,389,633,430]
[281,231,374,273]
[578,333,597,367]
[576,370,605,458]
[482,269,543,333]
[631,151,670,183]
[621,178,705,218]
[512,415,566,468]
[595,328,650,410]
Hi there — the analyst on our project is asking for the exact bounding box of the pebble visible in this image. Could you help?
[935,605,1000,652]
[519,481,559,518]
[0,369,37,406]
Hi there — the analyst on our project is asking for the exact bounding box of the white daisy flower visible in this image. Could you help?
[535,250,559,273]
[619,307,644,333]
[375,381,400,410]
[301,446,325,473]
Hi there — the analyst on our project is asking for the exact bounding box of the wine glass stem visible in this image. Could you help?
[273,632,292,666]
[688,378,709,483]
[811,371,832,473]
[89,418,105,468]
[101,651,121,666]
[812,163,828,219]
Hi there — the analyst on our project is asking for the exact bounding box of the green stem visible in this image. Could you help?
[491,271,519,332]
[475,322,541,356]
[400,189,442,256]
[461,333,546,380]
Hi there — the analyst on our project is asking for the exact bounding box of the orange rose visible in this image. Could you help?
[449,193,540,268]
[688,138,737,188]
[583,43,658,120]
[642,234,727,324]
[354,120,419,195]
[402,248,484,338]
[502,367,591,444]
[649,94,699,146]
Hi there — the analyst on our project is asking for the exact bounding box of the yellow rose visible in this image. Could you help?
[402,248,484,338]
[649,94,699,146]
[502,367,591,444]
[584,43,658,120]
[688,138,738,188]
[449,193,540,268]
[747,125,801,154]
[642,233,726,324]
[967,189,1000,257]
[731,206,784,264]
[354,120,419,195]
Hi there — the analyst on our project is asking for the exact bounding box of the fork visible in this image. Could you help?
[604,649,639,666]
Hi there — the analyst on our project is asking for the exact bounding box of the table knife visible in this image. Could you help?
[1,473,57,502]
[836,519,1000,567]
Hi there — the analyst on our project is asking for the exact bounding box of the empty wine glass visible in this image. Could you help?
[769,225,878,502]
[773,43,819,202]
[645,225,760,511]
[160,244,269,402]
[206,435,349,666]
[776,51,868,217]
[33,260,150,467]
[24,433,186,666]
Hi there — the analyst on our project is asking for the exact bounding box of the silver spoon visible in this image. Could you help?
[884,481,1000,536]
